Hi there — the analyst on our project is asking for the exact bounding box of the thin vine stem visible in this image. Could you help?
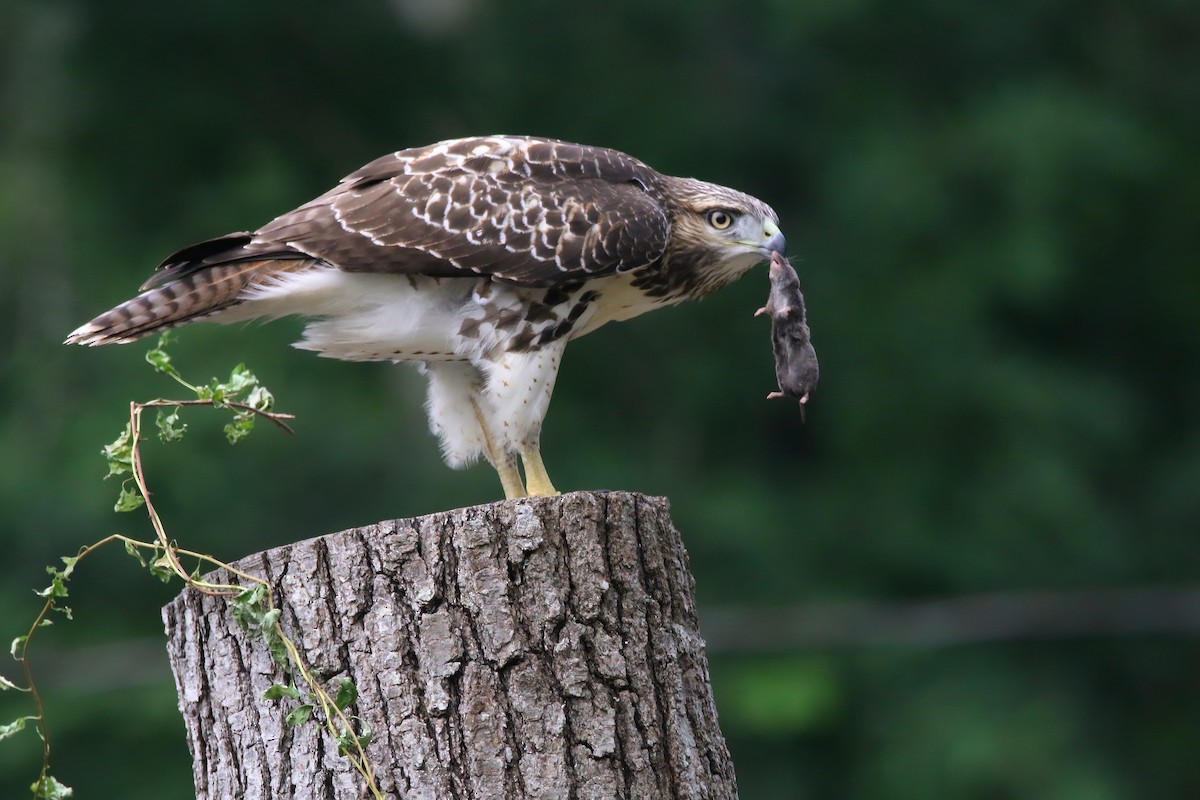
[6,343,382,799]
[124,399,381,796]
[126,399,294,593]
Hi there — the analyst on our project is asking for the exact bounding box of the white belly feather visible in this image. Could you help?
[233,267,475,362]
[218,265,677,472]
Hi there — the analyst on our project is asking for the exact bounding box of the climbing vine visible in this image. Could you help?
[0,334,379,799]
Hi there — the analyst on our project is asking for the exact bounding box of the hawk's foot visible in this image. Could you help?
[521,448,560,497]
[471,398,528,499]
[497,460,528,499]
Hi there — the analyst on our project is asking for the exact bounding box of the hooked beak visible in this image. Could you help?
[760,220,786,257]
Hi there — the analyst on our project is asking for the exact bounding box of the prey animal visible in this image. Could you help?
[67,135,785,498]
[755,252,819,417]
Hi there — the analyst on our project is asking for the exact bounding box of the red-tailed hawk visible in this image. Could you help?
[67,136,785,498]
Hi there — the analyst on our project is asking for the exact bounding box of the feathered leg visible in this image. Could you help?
[481,344,566,498]
[423,362,526,498]
[469,400,527,499]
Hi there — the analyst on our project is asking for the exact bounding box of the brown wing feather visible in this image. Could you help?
[137,232,281,291]
[66,136,675,346]
[253,136,672,286]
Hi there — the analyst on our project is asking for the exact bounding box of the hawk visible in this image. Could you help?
[67,136,785,498]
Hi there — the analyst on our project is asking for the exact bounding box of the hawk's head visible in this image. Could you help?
[660,177,785,297]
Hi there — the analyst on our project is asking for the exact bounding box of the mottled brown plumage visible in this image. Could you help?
[67,135,785,498]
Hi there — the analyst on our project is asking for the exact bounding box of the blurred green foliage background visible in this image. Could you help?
[2,0,1198,797]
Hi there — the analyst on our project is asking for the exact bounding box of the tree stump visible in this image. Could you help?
[162,491,738,799]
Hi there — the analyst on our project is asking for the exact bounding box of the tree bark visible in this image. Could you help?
[162,491,738,800]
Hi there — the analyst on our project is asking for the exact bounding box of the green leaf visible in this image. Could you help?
[336,718,374,756]
[262,683,302,701]
[245,384,274,411]
[114,480,145,513]
[31,773,73,799]
[35,576,65,600]
[149,553,177,583]
[334,678,358,711]
[123,539,148,567]
[1,715,37,742]
[101,423,136,479]
[223,364,257,395]
[36,557,78,599]
[145,332,181,375]
[155,407,187,442]
[224,412,256,444]
[258,609,289,668]
[0,672,26,691]
[285,704,313,727]
[11,636,27,659]
[145,344,178,378]
[208,364,255,407]
[355,720,375,749]
[231,584,270,631]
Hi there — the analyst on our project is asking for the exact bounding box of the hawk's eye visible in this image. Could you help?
[706,209,735,230]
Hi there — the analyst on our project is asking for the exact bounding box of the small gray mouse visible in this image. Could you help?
[755,252,819,417]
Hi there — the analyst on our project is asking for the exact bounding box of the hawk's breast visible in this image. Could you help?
[568,272,677,339]
[455,270,673,357]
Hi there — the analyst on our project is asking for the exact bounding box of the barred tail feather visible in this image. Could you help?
[64,259,303,346]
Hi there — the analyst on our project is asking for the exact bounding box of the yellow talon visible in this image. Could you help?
[521,448,559,497]
[471,399,527,499]
[497,457,528,499]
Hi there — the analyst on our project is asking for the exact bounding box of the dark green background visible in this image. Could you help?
[3,1,1198,797]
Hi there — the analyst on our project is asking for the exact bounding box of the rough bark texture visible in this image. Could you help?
[162,491,738,800]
